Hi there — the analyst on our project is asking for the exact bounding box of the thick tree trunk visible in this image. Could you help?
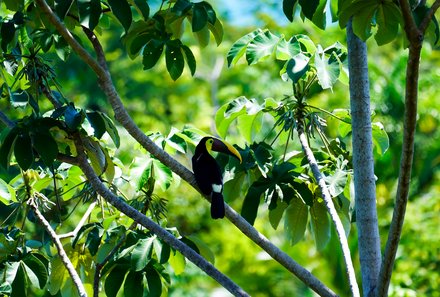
[346,20,382,296]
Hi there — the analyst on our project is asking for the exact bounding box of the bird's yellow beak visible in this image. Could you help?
[211,138,242,163]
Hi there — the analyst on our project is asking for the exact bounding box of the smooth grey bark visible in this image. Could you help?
[346,20,382,296]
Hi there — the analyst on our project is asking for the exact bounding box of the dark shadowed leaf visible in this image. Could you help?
[86,111,106,139]
[0,128,18,169]
[192,2,208,32]
[124,271,144,297]
[299,0,319,20]
[165,41,184,80]
[1,21,15,52]
[55,0,74,19]
[286,54,310,83]
[23,254,48,289]
[101,113,120,148]
[241,181,268,225]
[269,200,288,229]
[375,2,401,45]
[181,45,196,76]
[77,0,101,30]
[108,0,132,32]
[105,266,128,297]
[283,0,298,22]
[14,133,33,171]
[134,0,150,20]
[145,265,162,297]
[32,132,58,167]
[143,40,164,70]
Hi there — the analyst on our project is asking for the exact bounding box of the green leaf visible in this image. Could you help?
[4,0,23,11]
[315,46,340,90]
[77,0,102,30]
[192,2,208,32]
[23,254,48,289]
[310,201,330,250]
[207,18,223,46]
[181,45,196,76]
[64,104,85,130]
[246,30,280,65]
[169,251,185,275]
[86,111,106,139]
[227,29,263,66]
[105,266,127,297]
[269,200,288,229]
[85,225,104,256]
[276,37,301,60]
[32,132,58,167]
[311,0,328,30]
[124,271,144,297]
[101,113,120,148]
[1,21,15,52]
[143,40,164,70]
[0,282,11,294]
[152,158,173,191]
[200,1,216,24]
[284,198,308,245]
[10,90,29,108]
[194,25,210,48]
[352,3,378,41]
[299,0,319,20]
[153,239,171,264]
[241,181,268,225]
[145,266,162,297]
[11,263,26,297]
[286,54,310,83]
[108,0,132,32]
[55,0,74,19]
[0,178,16,204]
[165,41,184,80]
[131,237,154,271]
[165,130,187,154]
[372,122,389,155]
[324,169,348,197]
[14,133,33,171]
[375,2,401,45]
[0,128,18,170]
[134,0,150,20]
[283,0,298,22]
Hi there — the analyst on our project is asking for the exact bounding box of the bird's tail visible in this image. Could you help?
[211,192,225,219]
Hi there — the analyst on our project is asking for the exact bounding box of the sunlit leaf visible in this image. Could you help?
[315,47,340,90]
[152,158,173,191]
[0,178,16,204]
[276,37,301,60]
[227,29,263,66]
[352,2,378,41]
[194,25,210,48]
[207,18,223,46]
[101,113,120,148]
[169,251,186,275]
[324,169,348,198]
[269,200,288,229]
[131,237,154,271]
[286,54,310,83]
[372,122,389,155]
[246,30,280,65]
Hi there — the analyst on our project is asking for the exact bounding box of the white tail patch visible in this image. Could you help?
[212,184,222,193]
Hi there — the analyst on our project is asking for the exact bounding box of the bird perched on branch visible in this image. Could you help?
[192,137,242,219]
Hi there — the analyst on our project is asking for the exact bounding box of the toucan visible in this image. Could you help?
[192,137,242,219]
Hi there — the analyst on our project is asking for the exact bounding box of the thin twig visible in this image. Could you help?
[35,1,337,295]
[297,125,360,297]
[419,0,440,33]
[28,198,87,297]
[58,200,97,239]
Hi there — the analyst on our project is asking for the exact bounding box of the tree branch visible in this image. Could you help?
[419,0,440,33]
[376,2,426,295]
[346,20,381,297]
[35,1,337,295]
[28,197,87,297]
[297,125,360,297]
[72,133,250,297]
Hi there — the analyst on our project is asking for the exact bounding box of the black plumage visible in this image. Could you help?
[192,137,242,219]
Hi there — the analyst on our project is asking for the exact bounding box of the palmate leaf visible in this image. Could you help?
[105,266,127,297]
[145,265,162,297]
[131,237,154,271]
[241,181,268,225]
[315,45,340,90]
[246,30,280,65]
[276,37,301,60]
[285,53,310,83]
[165,40,184,81]
[192,2,208,32]
[375,2,401,45]
[124,271,144,297]
[227,29,263,66]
